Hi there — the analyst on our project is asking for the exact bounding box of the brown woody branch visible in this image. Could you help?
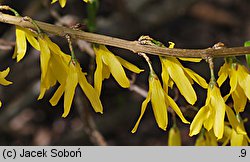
[1,13,250,58]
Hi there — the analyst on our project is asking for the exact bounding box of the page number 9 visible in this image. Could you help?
[239,149,246,157]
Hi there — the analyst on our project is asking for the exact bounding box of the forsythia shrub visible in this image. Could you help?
[0,3,249,146]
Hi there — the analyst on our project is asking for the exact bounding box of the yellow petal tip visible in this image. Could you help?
[62,113,68,118]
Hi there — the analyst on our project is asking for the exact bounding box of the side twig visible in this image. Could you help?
[75,87,108,146]
[1,13,250,58]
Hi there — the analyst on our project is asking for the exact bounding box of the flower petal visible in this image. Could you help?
[78,64,103,114]
[163,58,197,105]
[168,126,181,146]
[161,68,169,93]
[94,51,103,96]
[62,63,78,117]
[150,77,168,131]
[102,64,110,79]
[195,133,206,146]
[223,68,238,102]
[160,57,169,93]
[237,65,250,100]
[101,46,130,88]
[0,68,12,86]
[24,28,40,51]
[225,105,246,135]
[38,37,51,80]
[222,125,232,146]
[116,56,144,74]
[131,89,151,133]
[179,58,202,62]
[0,68,11,80]
[232,85,247,113]
[59,0,67,7]
[230,130,245,146]
[203,105,214,131]
[217,62,229,87]
[166,95,189,124]
[0,78,12,86]
[38,87,47,100]
[189,105,209,136]
[183,68,208,89]
[50,53,69,85]
[44,35,67,57]
[51,0,58,4]
[211,86,225,139]
[38,66,57,100]
[15,27,27,62]
[228,68,237,94]
[206,130,218,146]
[49,83,65,106]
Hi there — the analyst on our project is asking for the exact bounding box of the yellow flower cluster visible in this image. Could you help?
[51,0,91,8]
[218,61,250,113]
[131,42,210,136]
[189,58,250,144]
[11,22,144,118]
[2,4,249,146]
[12,26,102,117]
[10,24,250,145]
[37,34,103,117]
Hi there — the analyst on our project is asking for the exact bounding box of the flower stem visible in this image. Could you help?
[138,52,154,73]
[66,34,77,62]
[236,113,242,123]
[23,16,42,34]
[207,56,216,85]
[0,5,20,16]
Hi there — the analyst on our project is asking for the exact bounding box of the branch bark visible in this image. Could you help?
[1,13,250,58]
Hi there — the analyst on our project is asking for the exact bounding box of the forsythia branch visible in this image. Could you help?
[1,13,250,58]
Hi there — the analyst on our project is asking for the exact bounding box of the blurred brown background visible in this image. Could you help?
[0,0,249,145]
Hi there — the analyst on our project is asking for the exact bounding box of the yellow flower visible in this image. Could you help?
[218,61,250,113]
[195,129,218,146]
[93,45,143,96]
[189,83,226,139]
[51,0,91,8]
[168,125,181,146]
[220,106,249,146]
[12,26,40,62]
[225,105,246,135]
[49,60,103,117]
[33,34,102,117]
[0,68,13,107]
[36,34,70,100]
[160,42,208,105]
[132,72,189,133]
[221,125,250,146]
